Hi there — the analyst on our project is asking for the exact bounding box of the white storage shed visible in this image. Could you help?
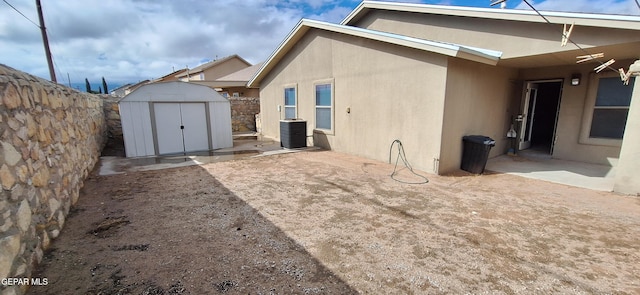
[119,81,233,157]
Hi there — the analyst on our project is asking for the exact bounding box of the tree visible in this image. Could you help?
[102,77,108,94]
[85,78,91,93]
[99,86,103,94]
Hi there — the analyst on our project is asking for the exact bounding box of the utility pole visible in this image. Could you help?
[36,0,56,83]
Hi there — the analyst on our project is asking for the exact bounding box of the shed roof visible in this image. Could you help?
[342,1,640,29]
[247,19,502,88]
[120,81,229,103]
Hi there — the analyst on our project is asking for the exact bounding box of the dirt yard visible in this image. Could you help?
[28,150,640,294]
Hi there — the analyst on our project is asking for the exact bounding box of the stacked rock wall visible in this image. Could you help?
[229,96,260,132]
[102,95,122,141]
[0,64,106,294]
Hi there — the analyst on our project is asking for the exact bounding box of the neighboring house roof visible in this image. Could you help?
[110,83,132,94]
[125,79,150,93]
[151,68,188,83]
[248,19,502,88]
[176,54,251,78]
[342,0,640,29]
[217,62,264,82]
[190,62,264,88]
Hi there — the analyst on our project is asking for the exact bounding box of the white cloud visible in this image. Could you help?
[0,0,317,83]
[2,0,637,84]
[514,0,640,15]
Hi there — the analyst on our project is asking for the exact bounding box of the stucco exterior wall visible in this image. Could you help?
[202,59,250,81]
[353,10,640,60]
[439,58,519,173]
[614,75,640,195]
[259,29,449,174]
[259,31,334,143]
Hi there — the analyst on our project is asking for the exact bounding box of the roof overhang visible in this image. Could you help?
[248,19,502,88]
[190,80,248,88]
[342,0,640,29]
[497,41,640,68]
[175,69,202,78]
[176,55,252,78]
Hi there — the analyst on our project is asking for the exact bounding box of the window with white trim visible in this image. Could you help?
[589,77,635,139]
[315,83,332,130]
[284,87,296,119]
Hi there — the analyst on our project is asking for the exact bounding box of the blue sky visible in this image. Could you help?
[1,0,638,85]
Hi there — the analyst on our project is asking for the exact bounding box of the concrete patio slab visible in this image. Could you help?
[486,152,616,192]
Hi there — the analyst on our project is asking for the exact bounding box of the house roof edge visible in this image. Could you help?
[248,19,501,87]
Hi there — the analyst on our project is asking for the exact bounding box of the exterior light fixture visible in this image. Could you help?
[571,73,581,86]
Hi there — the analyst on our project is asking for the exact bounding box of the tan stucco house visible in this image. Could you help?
[248,1,640,194]
[193,62,264,98]
[177,54,251,82]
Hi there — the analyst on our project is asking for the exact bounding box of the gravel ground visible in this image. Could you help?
[28,150,640,294]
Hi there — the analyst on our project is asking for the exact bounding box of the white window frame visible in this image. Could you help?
[221,92,229,98]
[199,73,204,80]
[232,92,240,97]
[283,84,297,120]
[313,79,334,134]
[579,72,633,147]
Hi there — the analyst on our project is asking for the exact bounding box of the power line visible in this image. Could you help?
[635,0,640,11]
[2,0,39,28]
[522,0,619,74]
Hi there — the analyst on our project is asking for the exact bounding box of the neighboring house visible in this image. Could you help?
[111,81,150,98]
[192,62,264,132]
[176,54,251,82]
[124,80,150,96]
[110,83,132,98]
[248,1,640,194]
[192,62,263,98]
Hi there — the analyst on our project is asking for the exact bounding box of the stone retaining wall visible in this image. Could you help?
[229,96,260,132]
[0,64,106,294]
[102,95,122,142]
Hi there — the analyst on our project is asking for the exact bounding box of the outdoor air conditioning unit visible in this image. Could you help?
[280,119,307,149]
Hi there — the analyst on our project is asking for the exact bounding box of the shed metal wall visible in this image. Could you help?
[119,82,232,157]
[209,101,233,149]
[120,101,155,157]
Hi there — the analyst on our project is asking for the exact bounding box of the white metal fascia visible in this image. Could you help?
[341,0,640,30]
[248,19,502,87]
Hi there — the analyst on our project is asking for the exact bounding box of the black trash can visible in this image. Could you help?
[280,120,307,149]
[461,135,496,174]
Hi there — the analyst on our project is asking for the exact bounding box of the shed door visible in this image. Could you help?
[154,103,209,155]
[180,103,209,152]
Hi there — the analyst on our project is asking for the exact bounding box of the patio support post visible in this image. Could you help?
[614,63,640,195]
